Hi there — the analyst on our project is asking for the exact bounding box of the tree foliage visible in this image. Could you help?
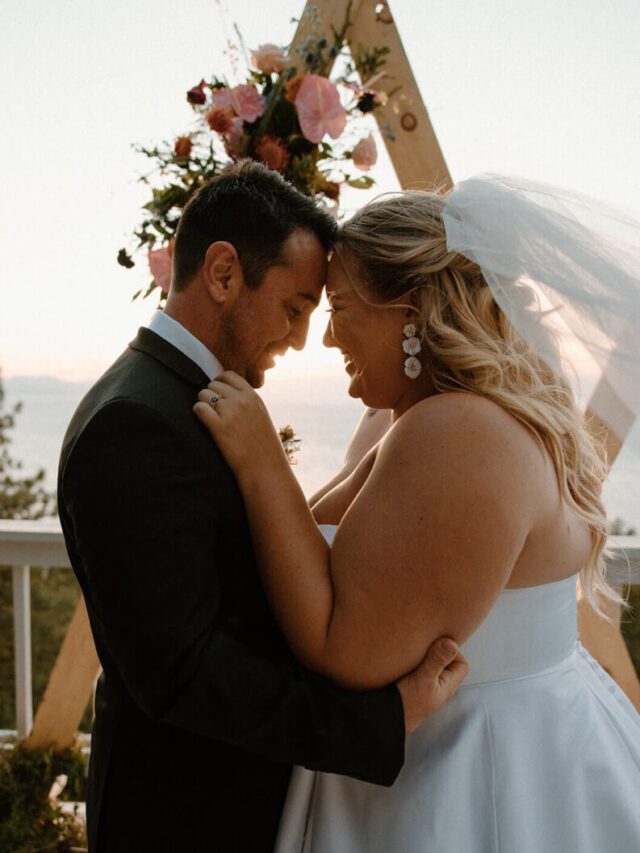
[0,372,55,520]
[0,370,90,731]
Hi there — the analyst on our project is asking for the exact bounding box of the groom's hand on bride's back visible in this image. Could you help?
[397,638,469,733]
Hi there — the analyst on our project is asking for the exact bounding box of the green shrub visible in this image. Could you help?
[0,742,87,852]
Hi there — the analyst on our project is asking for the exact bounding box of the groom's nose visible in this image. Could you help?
[286,314,311,351]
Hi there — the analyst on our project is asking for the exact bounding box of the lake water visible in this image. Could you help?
[4,374,639,529]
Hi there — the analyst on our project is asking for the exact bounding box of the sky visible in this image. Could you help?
[1,0,639,381]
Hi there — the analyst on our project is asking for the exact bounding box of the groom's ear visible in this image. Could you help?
[202,241,244,305]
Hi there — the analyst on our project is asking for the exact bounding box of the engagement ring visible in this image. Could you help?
[210,394,221,408]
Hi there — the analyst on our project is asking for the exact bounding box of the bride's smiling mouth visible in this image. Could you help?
[341,352,357,374]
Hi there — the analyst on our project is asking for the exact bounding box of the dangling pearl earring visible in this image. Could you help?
[402,323,422,379]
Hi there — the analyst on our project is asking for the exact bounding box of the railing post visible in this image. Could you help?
[12,565,33,738]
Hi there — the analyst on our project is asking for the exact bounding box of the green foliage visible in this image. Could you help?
[0,742,87,852]
[0,376,54,520]
[0,371,91,733]
[349,43,391,81]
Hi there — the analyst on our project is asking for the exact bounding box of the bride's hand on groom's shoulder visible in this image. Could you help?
[397,638,469,734]
[194,372,286,478]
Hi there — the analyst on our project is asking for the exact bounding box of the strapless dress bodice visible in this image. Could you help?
[277,525,640,853]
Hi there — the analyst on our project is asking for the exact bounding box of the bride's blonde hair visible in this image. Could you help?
[337,190,619,614]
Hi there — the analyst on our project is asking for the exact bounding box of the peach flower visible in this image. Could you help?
[148,243,174,295]
[284,74,305,103]
[294,75,346,144]
[351,134,377,171]
[251,43,289,74]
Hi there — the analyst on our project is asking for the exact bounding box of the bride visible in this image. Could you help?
[195,175,640,852]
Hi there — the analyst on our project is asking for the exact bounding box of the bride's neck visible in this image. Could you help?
[392,379,438,422]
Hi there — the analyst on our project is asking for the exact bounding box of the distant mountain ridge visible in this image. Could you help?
[5,375,93,397]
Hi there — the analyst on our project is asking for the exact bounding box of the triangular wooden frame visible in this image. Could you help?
[28,0,639,749]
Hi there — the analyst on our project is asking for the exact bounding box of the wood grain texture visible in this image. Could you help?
[28,596,100,748]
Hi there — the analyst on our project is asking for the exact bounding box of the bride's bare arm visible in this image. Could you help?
[196,374,537,690]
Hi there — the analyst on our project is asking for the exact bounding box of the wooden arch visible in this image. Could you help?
[28,0,639,749]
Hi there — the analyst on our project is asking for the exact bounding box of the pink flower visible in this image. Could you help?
[251,43,289,74]
[186,79,207,105]
[294,75,346,143]
[213,85,265,123]
[224,116,248,159]
[211,88,232,109]
[351,134,377,171]
[148,244,173,294]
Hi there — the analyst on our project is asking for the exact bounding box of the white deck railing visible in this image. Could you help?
[1,519,639,739]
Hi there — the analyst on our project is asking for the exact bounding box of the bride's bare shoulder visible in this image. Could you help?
[379,391,546,477]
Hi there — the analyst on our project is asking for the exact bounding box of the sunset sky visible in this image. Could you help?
[1,0,639,382]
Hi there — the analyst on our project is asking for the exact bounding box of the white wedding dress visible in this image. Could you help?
[275,525,640,853]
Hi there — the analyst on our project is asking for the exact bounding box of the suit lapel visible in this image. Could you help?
[129,327,211,389]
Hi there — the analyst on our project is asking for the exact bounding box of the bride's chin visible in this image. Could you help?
[346,371,363,400]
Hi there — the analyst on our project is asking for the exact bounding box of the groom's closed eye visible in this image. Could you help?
[297,291,321,307]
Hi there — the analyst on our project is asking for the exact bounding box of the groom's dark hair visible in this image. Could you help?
[172,160,338,291]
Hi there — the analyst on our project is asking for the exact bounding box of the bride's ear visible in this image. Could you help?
[404,289,421,318]
[202,241,243,305]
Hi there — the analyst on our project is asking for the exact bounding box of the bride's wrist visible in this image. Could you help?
[235,446,292,493]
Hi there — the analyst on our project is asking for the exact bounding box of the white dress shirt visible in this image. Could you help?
[148,310,223,380]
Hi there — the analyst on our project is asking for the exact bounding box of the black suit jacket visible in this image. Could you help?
[58,328,404,853]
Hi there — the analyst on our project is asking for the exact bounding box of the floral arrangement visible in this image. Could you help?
[118,2,392,302]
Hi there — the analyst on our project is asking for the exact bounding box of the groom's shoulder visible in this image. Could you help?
[62,340,198,458]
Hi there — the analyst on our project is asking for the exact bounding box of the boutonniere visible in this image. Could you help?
[279,425,301,465]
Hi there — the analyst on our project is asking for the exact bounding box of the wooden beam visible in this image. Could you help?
[290,0,451,190]
[27,596,100,749]
[348,0,452,189]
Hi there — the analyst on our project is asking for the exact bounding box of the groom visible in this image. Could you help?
[58,161,467,852]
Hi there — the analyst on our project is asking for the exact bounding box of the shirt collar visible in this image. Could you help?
[148,310,223,381]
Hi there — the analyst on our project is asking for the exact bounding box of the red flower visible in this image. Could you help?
[255,135,290,172]
[205,106,235,134]
[174,136,192,158]
[323,181,341,201]
[186,79,207,105]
